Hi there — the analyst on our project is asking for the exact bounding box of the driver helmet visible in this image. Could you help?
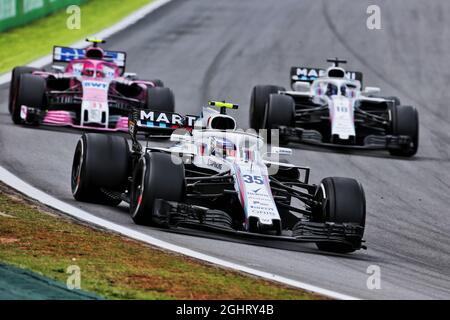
[82,67,95,77]
[326,83,338,96]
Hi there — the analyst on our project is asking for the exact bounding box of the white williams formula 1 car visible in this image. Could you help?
[71,101,367,253]
[250,58,419,157]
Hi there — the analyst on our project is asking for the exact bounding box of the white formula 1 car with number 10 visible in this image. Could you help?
[250,58,419,157]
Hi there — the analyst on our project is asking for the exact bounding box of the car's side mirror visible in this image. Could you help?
[124,72,137,79]
[364,86,381,95]
[271,146,293,156]
[292,81,311,92]
[51,65,65,73]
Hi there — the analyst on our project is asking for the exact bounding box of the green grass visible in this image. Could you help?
[0,0,154,73]
[0,184,324,300]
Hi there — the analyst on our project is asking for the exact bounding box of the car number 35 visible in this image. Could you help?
[242,175,264,184]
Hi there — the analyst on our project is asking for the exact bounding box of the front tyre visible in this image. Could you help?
[130,152,185,225]
[11,74,46,125]
[71,133,130,206]
[264,93,295,145]
[313,177,366,253]
[249,85,285,130]
[9,66,40,114]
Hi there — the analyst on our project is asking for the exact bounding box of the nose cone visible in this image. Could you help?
[329,96,356,141]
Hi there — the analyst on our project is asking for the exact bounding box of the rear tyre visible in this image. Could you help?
[130,152,185,225]
[313,177,366,253]
[249,85,285,130]
[11,74,46,125]
[146,87,175,112]
[264,93,295,145]
[388,105,419,157]
[9,66,40,114]
[71,133,130,206]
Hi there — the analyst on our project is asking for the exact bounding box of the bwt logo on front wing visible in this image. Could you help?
[83,81,108,89]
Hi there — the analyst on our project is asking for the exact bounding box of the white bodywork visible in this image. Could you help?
[154,107,290,230]
[80,79,111,127]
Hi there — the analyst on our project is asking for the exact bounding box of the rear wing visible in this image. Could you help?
[53,46,127,72]
[290,67,363,87]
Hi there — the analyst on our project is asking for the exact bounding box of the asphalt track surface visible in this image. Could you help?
[1,0,450,299]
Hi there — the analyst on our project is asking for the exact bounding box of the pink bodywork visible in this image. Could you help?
[66,59,120,78]
[43,111,129,131]
[36,58,151,131]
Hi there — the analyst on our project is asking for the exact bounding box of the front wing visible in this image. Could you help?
[19,105,130,132]
[278,126,413,151]
[151,199,366,251]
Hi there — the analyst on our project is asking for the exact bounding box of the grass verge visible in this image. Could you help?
[0,0,155,73]
[0,183,325,300]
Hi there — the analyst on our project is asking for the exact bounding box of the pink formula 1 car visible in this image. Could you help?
[9,39,175,132]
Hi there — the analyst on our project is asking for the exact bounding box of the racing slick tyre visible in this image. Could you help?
[146,87,175,112]
[9,66,40,114]
[71,133,130,206]
[130,152,185,225]
[388,105,419,157]
[150,79,165,87]
[264,93,295,145]
[250,85,285,130]
[11,74,46,125]
[313,177,366,253]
